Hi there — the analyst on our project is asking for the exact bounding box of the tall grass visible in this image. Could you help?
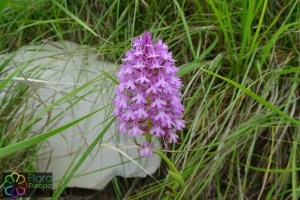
[0,0,300,199]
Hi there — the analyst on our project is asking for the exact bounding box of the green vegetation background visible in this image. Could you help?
[0,0,299,199]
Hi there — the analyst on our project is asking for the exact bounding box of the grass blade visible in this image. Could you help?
[51,0,112,44]
[0,105,109,158]
[202,68,300,126]
[173,0,196,59]
[52,117,116,198]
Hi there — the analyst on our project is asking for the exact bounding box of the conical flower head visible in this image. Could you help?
[113,32,185,155]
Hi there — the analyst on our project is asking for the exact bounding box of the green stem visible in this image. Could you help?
[153,149,186,189]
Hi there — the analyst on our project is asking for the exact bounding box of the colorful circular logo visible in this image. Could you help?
[3,172,28,198]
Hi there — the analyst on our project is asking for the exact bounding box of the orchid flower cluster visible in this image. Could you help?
[113,32,185,157]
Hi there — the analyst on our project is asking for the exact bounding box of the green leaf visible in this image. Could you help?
[0,105,110,158]
[0,54,27,91]
[177,54,223,77]
[51,0,111,44]
[202,69,300,126]
[276,67,300,75]
[173,0,195,59]
[102,70,119,84]
[53,117,116,198]
[0,0,8,13]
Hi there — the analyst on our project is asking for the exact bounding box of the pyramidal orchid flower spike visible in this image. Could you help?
[113,32,185,157]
